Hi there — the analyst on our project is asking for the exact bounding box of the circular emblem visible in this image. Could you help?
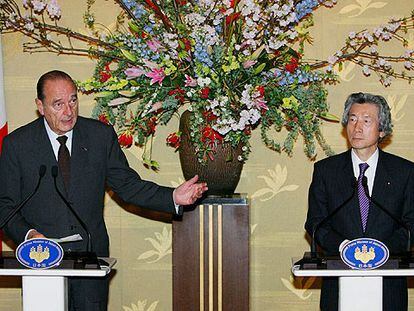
[16,238,64,269]
[340,238,389,270]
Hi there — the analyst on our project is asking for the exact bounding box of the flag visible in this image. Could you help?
[0,95,6,153]
[0,36,7,252]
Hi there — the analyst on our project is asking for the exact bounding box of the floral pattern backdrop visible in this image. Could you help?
[1,0,414,310]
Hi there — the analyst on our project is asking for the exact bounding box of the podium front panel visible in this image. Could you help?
[22,276,68,311]
[173,195,249,311]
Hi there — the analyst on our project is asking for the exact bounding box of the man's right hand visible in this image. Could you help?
[27,229,46,239]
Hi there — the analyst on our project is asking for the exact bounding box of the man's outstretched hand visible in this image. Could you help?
[173,175,208,205]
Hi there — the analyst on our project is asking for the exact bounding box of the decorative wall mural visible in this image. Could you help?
[339,0,387,17]
[252,164,299,202]
[123,299,159,311]
[138,227,172,263]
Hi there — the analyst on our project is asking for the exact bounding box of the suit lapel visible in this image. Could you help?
[365,150,390,234]
[68,119,90,198]
[32,118,57,165]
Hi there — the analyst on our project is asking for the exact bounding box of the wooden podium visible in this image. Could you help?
[173,195,249,311]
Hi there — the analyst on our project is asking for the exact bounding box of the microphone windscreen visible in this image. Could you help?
[51,166,59,178]
[39,165,46,177]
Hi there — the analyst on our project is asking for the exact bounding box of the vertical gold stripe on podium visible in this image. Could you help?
[218,204,223,311]
[209,205,214,311]
[199,205,204,311]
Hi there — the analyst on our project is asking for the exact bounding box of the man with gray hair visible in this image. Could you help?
[305,92,414,310]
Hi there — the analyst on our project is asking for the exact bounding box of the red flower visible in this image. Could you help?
[202,110,218,122]
[226,12,241,25]
[256,85,265,97]
[118,131,133,147]
[181,38,191,51]
[166,132,181,149]
[176,0,187,5]
[146,117,157,135]
[144,0,173,30]
[168,88,186,103]
[144,0,158,11]
[285,57,299,73]
[99,64,112,83]
[98,113,110,125]
[200,87,210,99]
[201,126,223,144]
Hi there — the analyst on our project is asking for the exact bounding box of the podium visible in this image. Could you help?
[172,195,249,311]
[0,252,116,311]
[292,253,414,311]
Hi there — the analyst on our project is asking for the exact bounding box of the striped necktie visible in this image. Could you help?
[358,162,370,232]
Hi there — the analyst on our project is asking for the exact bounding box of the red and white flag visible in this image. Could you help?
[0,97,6,153]
[0,36,7,252]
[0,37,6,152]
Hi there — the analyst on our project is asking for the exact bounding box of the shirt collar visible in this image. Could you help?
[351,148,379,167]
[43,118,73,141]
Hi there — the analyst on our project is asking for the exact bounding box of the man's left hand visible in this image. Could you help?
[173,175,208,205]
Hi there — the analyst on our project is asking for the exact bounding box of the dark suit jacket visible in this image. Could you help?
[305,149,414,311]
[0,116,176,257]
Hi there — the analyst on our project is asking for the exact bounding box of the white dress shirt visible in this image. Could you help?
[351,148,379,196]
[43,118,73,159]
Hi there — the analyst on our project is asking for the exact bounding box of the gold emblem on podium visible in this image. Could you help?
[29,245,50,263]
[354,244,375,264]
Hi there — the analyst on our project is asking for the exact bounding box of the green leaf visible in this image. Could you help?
[319,112,340,122]
[118,90,135,97]
[150,160,160,170]
[128,21,140,34]
[250,45,265,60]
[95,91,114,98]
[254,63,266,75]
[120,49,137,62]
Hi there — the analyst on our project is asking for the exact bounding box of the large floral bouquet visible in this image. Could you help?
[1,0,413,169]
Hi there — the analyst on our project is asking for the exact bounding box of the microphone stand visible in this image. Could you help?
[296,180,358,269]
[0,165,46,229]
[362,177,413,267]
[51,166,99,268]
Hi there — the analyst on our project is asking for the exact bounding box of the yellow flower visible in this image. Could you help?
[282,96,299,109]
[222,55,240,73]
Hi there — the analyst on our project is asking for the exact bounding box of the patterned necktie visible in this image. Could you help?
[358,162,370,232]
[57,135,71,189]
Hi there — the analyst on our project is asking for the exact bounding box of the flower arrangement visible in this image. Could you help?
[1,0,414,170]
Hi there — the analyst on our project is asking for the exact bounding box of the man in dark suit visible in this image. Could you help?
[0,70,208,310]
[305,92,414,311]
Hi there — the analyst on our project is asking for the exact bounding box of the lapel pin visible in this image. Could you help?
[81,147,88,151]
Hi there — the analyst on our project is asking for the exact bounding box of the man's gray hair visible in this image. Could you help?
[341,92,393,139]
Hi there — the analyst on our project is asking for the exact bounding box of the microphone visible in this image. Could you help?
[294,179,358,269]
[362,176,411,252]
[51,166,92,252]
[0,165,47,229]
[310,178,358,258]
